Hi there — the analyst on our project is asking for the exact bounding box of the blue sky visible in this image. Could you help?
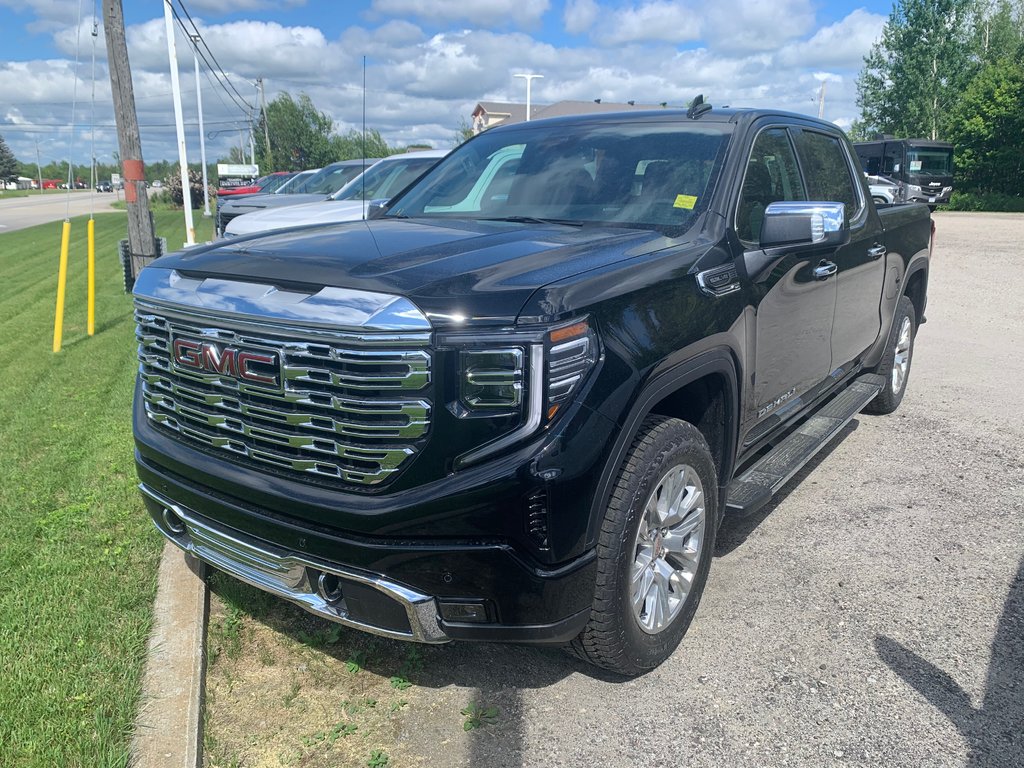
[0,0,896,166]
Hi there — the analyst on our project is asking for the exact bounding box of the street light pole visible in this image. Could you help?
[163,0,195,245]
[189,34,211,217]
[514,73,544,121]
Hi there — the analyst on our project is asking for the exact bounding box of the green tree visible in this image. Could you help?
[856,0,975,140]
[452,117,475,148]
[0,134,17,182]
[255,92,340,172]
[329,128,393,160]
[946,52,1024,195]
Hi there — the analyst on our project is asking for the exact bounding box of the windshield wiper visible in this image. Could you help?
[476,215,586,227]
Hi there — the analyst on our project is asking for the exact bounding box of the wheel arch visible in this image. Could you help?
[585,347,740,546]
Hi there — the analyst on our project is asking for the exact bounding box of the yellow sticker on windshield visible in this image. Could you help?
[674,194,697,209]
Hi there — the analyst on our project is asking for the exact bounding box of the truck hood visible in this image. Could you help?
[153,217,666,326]
[225,199,367,236]
[218,192,330,216]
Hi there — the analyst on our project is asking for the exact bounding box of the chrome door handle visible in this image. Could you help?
[867,244,887,259]
[813,261,838,280]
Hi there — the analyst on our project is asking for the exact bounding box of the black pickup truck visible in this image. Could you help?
[132,103,932,675]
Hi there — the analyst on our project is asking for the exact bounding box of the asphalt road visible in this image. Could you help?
[0,190,122,232]
[387,212,1024,768]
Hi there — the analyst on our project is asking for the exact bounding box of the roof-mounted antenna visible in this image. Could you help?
[687,94,712,119]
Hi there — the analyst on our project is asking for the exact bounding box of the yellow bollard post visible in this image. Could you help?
[87,218,95,336]
[52,220,71,353]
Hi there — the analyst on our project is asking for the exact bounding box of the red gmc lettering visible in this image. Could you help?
[172,338,204,369]
[236,351,278,385]
[202,345,238,377]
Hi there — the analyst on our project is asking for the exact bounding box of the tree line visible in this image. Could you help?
[855,0,1024,203]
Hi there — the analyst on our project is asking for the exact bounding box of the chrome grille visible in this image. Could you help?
[135,306,432,486]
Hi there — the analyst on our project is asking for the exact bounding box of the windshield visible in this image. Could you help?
[387,121,731,235]
[300,164,368,195]
[275,170,314,194]
[331,156,442,202]
[259,174,292,193]
[907,148,952,178]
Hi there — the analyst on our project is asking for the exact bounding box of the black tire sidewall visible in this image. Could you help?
[610,420,719,671]
[868,295,916,414]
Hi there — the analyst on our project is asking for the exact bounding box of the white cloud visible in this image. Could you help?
[776,9,886,69]
[370,0,550,28]
[591,1,702,45]
[702,0,816,52]
[564,0,599,35]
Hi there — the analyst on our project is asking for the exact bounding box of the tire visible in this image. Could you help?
[865,295,916,415]
[569,415,719,676]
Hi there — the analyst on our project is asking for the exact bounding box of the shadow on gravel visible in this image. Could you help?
[715,420,859,556]
[875,553,1024,767]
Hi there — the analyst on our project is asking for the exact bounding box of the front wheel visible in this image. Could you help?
[865,295,916,414]
[569,416,719,676]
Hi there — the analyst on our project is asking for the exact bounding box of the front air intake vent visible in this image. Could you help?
[525,489,550,550]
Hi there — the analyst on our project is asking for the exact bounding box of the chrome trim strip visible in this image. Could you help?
[139,483,448,644]
[133,268,432,332]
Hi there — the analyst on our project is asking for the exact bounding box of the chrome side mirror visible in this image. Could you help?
[365,199,390,220]
[759,202,848,250]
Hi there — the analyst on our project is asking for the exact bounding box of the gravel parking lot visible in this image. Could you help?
[206,212,1024,768]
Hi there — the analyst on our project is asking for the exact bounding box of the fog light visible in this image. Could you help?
[162,506,186,535]
[438,601,489,623]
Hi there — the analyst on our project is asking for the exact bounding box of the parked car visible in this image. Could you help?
[96,181,113,193]
[223,151,446,237]
[216,171,292,199]
[866,174,900,205]
[132,105,932,675]
[216,159,382,236]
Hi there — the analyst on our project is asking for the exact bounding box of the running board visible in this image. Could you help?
[725,374,884,517]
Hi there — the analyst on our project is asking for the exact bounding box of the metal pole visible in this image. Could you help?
[35,138,43,194]
[514,73,544,121]
[258,77,272,169]
[817,80,827,120]
[190,35,211,217]
[163,0,195,245]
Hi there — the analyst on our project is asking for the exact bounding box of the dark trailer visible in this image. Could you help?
[854,138,953,208]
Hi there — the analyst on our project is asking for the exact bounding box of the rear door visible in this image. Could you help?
[790,128,886,375]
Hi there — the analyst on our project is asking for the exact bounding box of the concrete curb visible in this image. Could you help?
[131,542,209,768]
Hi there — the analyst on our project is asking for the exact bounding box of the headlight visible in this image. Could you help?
[451,318,598,467]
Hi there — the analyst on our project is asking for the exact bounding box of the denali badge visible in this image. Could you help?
[170,334,282,390]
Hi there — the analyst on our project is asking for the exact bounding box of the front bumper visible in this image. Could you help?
[136,458,597,644]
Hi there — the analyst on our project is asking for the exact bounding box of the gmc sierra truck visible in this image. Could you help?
[132,103,932,675]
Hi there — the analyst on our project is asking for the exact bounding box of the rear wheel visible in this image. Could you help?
[569,415,718,676]
[865,295,916,414]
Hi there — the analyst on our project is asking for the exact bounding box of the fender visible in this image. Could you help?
[864,248,929,368]
[584,347,741,547]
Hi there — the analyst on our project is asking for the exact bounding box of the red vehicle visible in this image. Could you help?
[216,171,291,198]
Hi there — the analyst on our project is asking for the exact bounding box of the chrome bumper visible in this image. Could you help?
[139,483,449,644]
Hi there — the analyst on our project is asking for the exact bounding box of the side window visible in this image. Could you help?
[736,128,806,243]
[792,130,861,218]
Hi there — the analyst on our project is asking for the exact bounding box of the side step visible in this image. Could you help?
[725,374,884,517]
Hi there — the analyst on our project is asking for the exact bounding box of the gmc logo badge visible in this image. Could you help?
[171,334,282,391]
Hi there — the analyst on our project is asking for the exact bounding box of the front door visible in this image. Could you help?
[791,128,886,374]
[735,127,837,443]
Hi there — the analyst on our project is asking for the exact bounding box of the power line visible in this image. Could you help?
[171,0,254,114]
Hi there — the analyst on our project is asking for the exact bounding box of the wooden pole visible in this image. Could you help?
[102,0,156,280]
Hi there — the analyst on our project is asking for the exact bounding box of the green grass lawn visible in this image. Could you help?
[0,211,214,767]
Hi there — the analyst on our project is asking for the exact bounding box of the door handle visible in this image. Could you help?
[813,261,838,280]
[867,244,887,260]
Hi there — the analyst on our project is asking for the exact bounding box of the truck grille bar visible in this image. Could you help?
[135,307,432,487]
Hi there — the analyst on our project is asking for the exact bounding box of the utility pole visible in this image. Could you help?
[189,34,211,217]
[34,137,44,195]
[257,77,272,169]
[102,0,157,278]
[514,73,544,121]
[163,0,195,245]
[817,80,827,120]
